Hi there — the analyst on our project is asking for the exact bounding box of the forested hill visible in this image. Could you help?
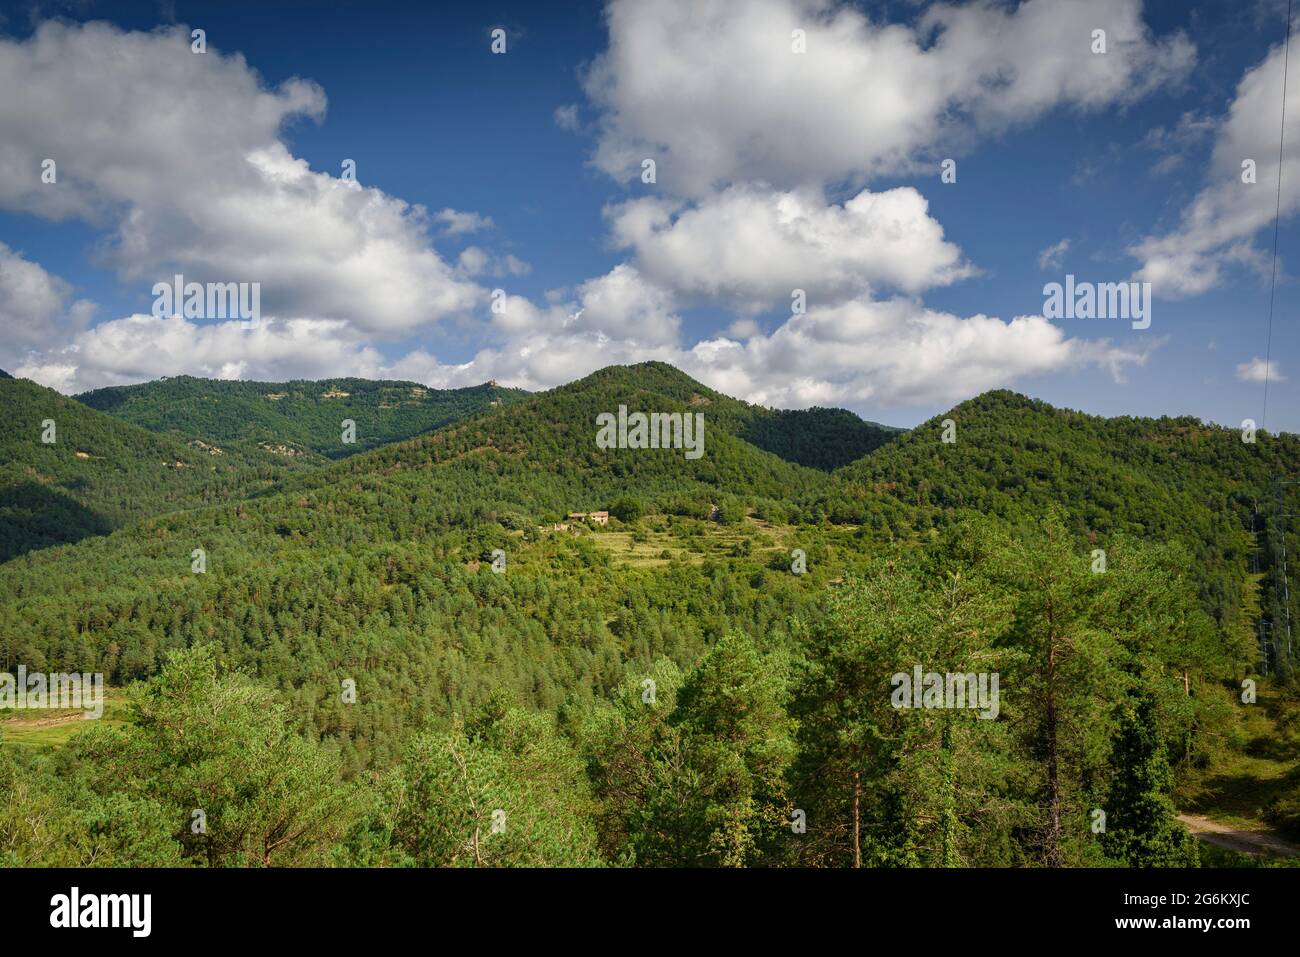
[0,368,12,379]
[537,361,900,470]
[76,375,528,459]
[0,363,889,723]
[0,376,307,561]
[3,364,898,565]
[2,361,1298,862]
[289,360,845,521]
[834,388,1299,645]
[0,362,862,765]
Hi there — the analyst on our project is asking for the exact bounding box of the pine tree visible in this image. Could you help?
[1102,695,1199,867]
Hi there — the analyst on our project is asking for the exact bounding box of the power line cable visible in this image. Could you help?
[1262,0,1293,431]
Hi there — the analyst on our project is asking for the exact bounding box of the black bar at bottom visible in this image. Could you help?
[1,866,1290,943]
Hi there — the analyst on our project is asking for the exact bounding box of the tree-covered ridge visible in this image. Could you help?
[253,362,844,529]
[833,389,1300,663]
[3,366,1294,705]
[1,363,1296,866]
[0,369,12,379]
[0,365,852,764]
[0,376,308,562]
[550,361,901,470]
[76,375,529,460]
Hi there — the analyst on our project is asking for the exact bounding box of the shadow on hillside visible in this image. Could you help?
[739,414,901,472]
[0,481,114,562]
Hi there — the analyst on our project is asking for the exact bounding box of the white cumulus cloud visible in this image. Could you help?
[0,21,483,335]
[16,314,385,393]
[584,0,1194,196]
[0,243,95,370]
[1236,356,1284,383]
[608,184,973,310]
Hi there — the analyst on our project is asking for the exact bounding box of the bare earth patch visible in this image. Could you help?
[2,710,91,730]
[1178,813,1300,858]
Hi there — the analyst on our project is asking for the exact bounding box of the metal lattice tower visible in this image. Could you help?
[1271,479,1296,664]
[1259,620,1274,676]
[1250,498,1261,574]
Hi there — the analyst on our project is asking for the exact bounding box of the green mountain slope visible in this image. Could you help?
[77,375,528,459]
[2,365,1296,775]
[0,376,305,561]
[297,361,842,523]
[3,363,1296,869]
[0,363,849,763]
[835,389,1300,642]
[536,361,900,470]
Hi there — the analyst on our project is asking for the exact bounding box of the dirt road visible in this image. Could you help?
[1178,813,1300,858]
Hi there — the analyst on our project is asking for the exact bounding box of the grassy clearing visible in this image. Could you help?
[0,692,128,749]
[584,516,798,568]
[1183,683,1299,836]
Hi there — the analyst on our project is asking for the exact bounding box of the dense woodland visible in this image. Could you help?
[77,376,528,460]
[0,378,305,562]
[1,362,1297,867]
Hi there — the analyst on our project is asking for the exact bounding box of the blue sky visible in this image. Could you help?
[0,0,1295,433]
